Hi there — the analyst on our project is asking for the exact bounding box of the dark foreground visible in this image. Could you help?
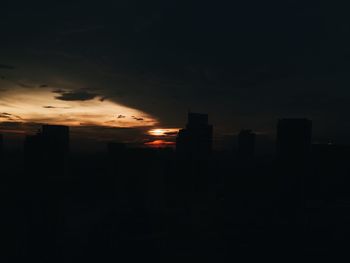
[2,149,350,262]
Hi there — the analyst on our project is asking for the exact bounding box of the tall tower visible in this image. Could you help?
[24,125,70,158]
[42,124,70,156]
[176,112,213,160]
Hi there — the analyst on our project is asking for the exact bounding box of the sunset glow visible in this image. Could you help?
[0,87,158,128]
[144,140,175,148]
[148,128,179,136]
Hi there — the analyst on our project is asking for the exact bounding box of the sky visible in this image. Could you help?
[1,0,350,151]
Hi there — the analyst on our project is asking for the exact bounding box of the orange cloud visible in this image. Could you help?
[0,87,158,128]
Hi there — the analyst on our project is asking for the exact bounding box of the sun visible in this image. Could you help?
[149,129,165,136]
[148,128,180,136]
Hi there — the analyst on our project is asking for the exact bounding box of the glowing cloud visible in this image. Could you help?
[0,87,158,128]
[148,128,180,136]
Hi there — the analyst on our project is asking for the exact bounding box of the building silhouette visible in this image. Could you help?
[176,112,213,160]
[24,125,69,158]
[24,133,43,156]
[42,125,70,156]
[277,118,312,162]
[237,129,255,162]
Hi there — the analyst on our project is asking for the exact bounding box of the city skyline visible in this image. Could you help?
[1,1,350,149]
[1,112,344,156]
[0,112,346,153]
[3,1,350,260]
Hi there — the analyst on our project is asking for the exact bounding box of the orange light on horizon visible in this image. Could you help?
[148,128,180,136]
[144,139,175,148]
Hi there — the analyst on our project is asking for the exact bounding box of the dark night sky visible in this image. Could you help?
[1,0,350,150]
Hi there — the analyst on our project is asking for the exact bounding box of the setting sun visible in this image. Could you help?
[148,128,179,136]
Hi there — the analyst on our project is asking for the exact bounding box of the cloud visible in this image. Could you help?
[0,112,22,121]
[132,116,144,121]
[117,115,126,119]
[0,121,41,135]
[0,64,15,70]
[42,105,71,109]
[164,131,178,136]
[16,82,34,88]
[54,89,99,101]
[0,75,34,88]
[0,112,12,119]
[0,87,158,129]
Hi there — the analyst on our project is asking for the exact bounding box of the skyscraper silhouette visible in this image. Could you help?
[238,129,255,162]
[24,125,69,159]
[24,133,43,156]
[277,118,312,162]
[42,125,70,157]
[176,112,213,160]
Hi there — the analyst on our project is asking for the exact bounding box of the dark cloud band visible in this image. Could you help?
[54,89,99,101]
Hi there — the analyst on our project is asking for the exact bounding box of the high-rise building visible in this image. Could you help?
[42,125,70,156]
[176,112,213,160]
[24,125,69,158]
[238,129,255,161]
[24,133,43,156]
[277,118,312,162]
